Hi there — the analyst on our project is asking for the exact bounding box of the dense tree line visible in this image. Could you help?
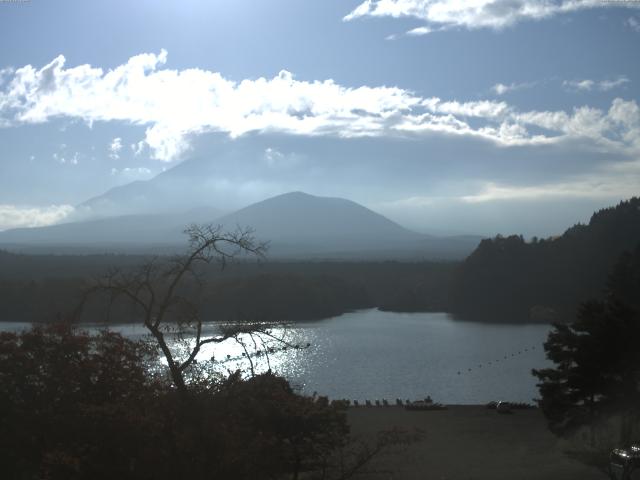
[533,244,640,444]
[451,197,640,322]
[0,256,455,324]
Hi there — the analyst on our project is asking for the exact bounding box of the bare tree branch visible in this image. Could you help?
[80,223,269,396]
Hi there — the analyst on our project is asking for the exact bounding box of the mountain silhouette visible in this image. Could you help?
[0,191,481,259]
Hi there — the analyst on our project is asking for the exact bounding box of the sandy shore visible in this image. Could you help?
[347,405,606,480]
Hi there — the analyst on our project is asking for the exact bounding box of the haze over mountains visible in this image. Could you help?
[78,152,277,217]
[0,190,482,259]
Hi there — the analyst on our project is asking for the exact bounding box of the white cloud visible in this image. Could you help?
[0,51,639,161]
[461,181,608,203]
[130,140,145,156]
[422,97,510,118]
[52,151,79,165]
[0,51,421,161]
[386,25,436,40]
[110,166,153,180]
[264,147,284,165]
[491,81,535,95]
[563,76,630,92]
[382,167,640,210]
[263,147,302,169]
[406,26,432,35]
[599,77,630,91]
[109,137,123,159]
[492,83,512,95]
[344,0,640,30]
[459,165,640,204]
[627,16,640,31]
[0,204,75,231]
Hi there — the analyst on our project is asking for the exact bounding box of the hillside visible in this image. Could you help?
[0,191,481,260]
[213,192,480,259]
[0,208,221,249]
[450,197,640,322]
[0,250,455,323]
[215,191,421,256]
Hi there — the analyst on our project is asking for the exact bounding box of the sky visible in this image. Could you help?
[0,0,639,236]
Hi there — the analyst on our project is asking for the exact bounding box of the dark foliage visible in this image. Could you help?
[0,257,455,324]
[452,197,640,322]
[532,245,640,441]
[0,324,350,480]
[202,273,371,322]
[0,323,160,480]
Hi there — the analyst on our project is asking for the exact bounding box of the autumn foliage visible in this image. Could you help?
[0,324,349,480]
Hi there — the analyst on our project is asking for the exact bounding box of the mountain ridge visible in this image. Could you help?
[0,191,482,259]
[451,196,640,321]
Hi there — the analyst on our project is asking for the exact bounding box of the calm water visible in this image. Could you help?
[1,309,551,404]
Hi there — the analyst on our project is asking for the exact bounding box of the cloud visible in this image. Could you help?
[0,51,421,161]
[52,151,80,165]
[492,81,535,95]
[627,16,640,32]
[263,147,302,168]
[563,76,630,92]
[343,0,640,30]
[422,97,510,118]
[0,204,75,231]
[130,140,145,156]
[459,178,636,203]
[406,26,432,35]
[109,137,123,159]
[264,147,284,165]
[110,166,153,181]
[386,25,433,40]
[0,51,639,161]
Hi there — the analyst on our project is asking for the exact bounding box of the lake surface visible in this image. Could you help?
[0,309,551,404]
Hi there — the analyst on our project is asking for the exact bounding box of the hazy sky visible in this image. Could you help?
[0,0,639,236]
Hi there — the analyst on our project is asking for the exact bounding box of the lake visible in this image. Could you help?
[0,309,551,405]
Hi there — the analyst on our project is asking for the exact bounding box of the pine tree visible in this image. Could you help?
[532,245,640,443]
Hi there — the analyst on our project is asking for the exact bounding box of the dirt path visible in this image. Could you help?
[347,405,606,480]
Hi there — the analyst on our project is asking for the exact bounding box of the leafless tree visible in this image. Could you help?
[78,224,274,395]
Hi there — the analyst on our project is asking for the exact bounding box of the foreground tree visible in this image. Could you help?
[0,224,424,479]
[78,224,270,393]
[0,323,162,479]
[532,245,640,444]
[0,324,354,480]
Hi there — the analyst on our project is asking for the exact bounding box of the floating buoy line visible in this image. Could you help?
[456,344,540,376]
[212,342,312,364]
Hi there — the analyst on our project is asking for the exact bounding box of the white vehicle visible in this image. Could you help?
[610,445,640,480]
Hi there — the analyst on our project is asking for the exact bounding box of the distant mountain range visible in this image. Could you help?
[0,208,221,248]
[0,191,482,259]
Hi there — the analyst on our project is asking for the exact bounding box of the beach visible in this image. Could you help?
[347,405,606,479]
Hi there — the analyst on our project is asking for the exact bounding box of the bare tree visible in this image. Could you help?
[79,224,270,395]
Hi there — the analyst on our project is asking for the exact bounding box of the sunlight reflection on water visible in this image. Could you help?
[1,309,552,404]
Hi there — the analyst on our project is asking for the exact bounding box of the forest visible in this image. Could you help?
[1,197,638,325]
[451,197,640,322]
[0,254,455,324]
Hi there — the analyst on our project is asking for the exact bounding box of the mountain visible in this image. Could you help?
[215,192,481,259]
[78,152,258,217]
[0,191,482,259]
[217,191,417,245]
[0,208,222,252]
[451,197,640,322]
